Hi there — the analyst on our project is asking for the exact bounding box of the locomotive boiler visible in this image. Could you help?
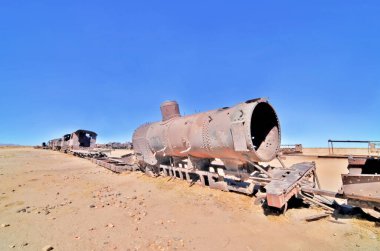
[133,98,281,173]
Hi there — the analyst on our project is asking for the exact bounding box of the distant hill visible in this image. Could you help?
[0,143,22,146]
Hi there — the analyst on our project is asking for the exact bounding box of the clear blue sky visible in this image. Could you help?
[0,1,379,147]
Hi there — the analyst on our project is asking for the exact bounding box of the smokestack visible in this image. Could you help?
[160,101,181,121]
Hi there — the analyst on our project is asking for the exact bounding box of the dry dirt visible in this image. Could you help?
[0,147,379,250]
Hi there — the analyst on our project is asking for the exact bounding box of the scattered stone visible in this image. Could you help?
[42,245,54,251]
[74,236,80,240]
[16,208,26,213]
[1,223,10,227]
[22,242,28,246]
[9,244,16,248]
[132,196,137,200]
[106,223,114,228]
[89,204,95,208]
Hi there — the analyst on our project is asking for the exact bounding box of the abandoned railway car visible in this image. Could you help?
[48,129,97,151]
[62,129,97,150]
[48,138,62,151]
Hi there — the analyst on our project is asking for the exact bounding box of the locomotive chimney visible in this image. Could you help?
[160,100,181,121]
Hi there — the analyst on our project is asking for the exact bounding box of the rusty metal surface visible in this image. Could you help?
[348,157,367,166]
[93,157,136,173]
[342,174,380,203]
[133,123,157,166]
[347,156,380,174]
[280,144,303,154]
[133,98,281,171]
[265,162,315,208]
[160,100,181,121]
[342,156,380,210]
[95,142,132,149]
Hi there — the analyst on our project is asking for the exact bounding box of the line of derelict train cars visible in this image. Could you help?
[47,130,97,151]
[43,98,380,219]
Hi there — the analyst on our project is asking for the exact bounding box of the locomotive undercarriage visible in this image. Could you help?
[138,156,380,219]
[141,156,318,211]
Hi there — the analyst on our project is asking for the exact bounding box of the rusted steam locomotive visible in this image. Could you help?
[133,98,280,171]
[132,99,319,210]
[132,99,380,215]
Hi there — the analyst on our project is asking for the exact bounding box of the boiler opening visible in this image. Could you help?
[250,102,280,161]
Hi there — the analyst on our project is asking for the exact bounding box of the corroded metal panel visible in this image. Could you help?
[231,122,248,151]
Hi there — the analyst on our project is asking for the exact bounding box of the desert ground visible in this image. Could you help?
[0,147,379,250]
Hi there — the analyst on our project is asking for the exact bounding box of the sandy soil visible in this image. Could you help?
[0,147,379,250]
